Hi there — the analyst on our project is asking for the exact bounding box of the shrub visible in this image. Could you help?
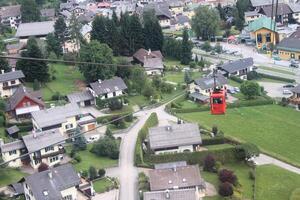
[33,79,40,91]
[38,163,49,172]
[219,182,234,197]
[235,143,260,160]
[258,73,295,83]
[74,155,82,163]
[73,136,87,151]
[230,76,244,83]
[240,81,261,99]
[105,127,113,138]
[247,71,260,80]
[52,92,63,101]
[91,136,120,159]
[203,154,216,172]
[218,169,237,185]
[89,166,97,180]
[189,62,197,68]
[70,149,76,158]
[215,161,222,172]
[212,125,218,136]
[280,97,288,107]
[108,98,123,111]
[98,168,106,178]
[249,169,255,180]
[125,114,133,122]
[81,170,88,178]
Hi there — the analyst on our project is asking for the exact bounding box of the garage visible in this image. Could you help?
[87,124,96,131]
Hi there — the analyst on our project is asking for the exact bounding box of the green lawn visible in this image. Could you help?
[164,71,203,83]
[178,105,300,167]
[67,145,118,172]
[128,95,150,107]
[259,66,295,75]
[255,165,300,200]
[26,64,84,101]
[93,178,114,193]
[202,162,254,200]
[0,168,27,187]
[204,144,234,150]
[180,100,200,109]
[164,58,188,69]
[105,105,134,115]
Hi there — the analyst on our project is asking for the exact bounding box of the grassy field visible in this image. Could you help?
[204,144,234,150]
[93,178,114,193]
[164,71,203,83]
[178,105,300,167]
[67,145,118,172]
[0,168,27,187]
[255,165,300,200]
[259,66,295,75]
[202,162,254,200]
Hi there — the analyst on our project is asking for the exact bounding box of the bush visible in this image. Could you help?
[81,170,88,178]
[63,52,77,62]
[258,73,295,83]
[33,79,40,91]
[91,136,120,159]
[73,136,87,151]
[247,71,260,80]
[218,169,237,185]
[38,163,49,172]
[219,182,234,197]
[52,92,63,101]
[230,76,244,83]
[98,168,106,178]
[70,149,76,158]
[212,125,218,136]
[249,169,255,180]
[190,62,197,68]
[108,98,123,111]
[74,155,82,163]
[202,136,225,145]
[280,97,288,107]
[203,154,216,172]
[125,114,133,122]
[89,166,97,180]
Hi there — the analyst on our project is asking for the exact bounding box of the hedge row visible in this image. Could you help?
[258,73,295,83]
[143,146,238,166]
[229,76,244,83]
[6,121,33,132]
[96,113,131,124]
[134,113,158,166]
[202,136,225,145]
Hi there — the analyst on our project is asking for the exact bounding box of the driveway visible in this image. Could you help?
[80,106,108,118]
[92,189,119,200]
[258,82,293,98]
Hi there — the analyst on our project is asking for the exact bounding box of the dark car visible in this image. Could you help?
[283,84,295,88]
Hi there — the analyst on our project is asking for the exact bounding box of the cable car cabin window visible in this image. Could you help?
[213,97,223,104]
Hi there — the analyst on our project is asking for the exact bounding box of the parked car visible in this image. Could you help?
[290,63,299,68]
[283,84,295,88]
[234,87,240,93]
[227,88,236,94]
[87,135,100,143]
[210,51,217,55]
[283,89,292,95]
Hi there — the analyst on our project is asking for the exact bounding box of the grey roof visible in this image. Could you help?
[144,189,197,200]
[149,165,204,191]
[41,8,55,18]
[77,114,96,126]
[260,4,292,17]
[245,10,260,17]
[277,37,300,52]
[31,103,81,128]
[24,164,80,200]
[22,129,65,152]
[154,161,187,170]
[15,21,55,38]
[144,57,164,70]
[10,183,24,195]
[189,92,210,102]
[67,90,94,104]
[6,42,25,51]
[288,3,300,13]
[80,24,92,36]
[250,0,284,7]
[0,5,21,18]
[0,70,24,83]
[89,77,127,96]
[149,123,202,150]
[144,2,172,19]
[176,14,190,25]
[0,140,25,153]
[167,0,184,8]
[220,58,254,74]
[194,73,228,90]
[291,84,300,93]
[133,48,163,64]
[6,125,20,135]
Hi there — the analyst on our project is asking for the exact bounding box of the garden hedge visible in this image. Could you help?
[229,76,244,83]
[6,121,33,132]
[202,136,225,145]
[258,73,295,83]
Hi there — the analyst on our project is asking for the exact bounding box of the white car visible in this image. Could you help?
[87,135,100,143]
[283,89,292,95]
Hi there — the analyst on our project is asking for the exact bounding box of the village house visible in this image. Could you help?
[0,129,65,169]
[143,3,172,28]
[133,48,164,75]
[277,28,300,60]
[21,164,93,200]
[5,86,45,119]
[40,8,56,21]
[250,0,285,10]
[248,16,278,49]
[288,3,300,23]
[89,77,128,100]
[67,90,95,107]
[0,70,25,98]
[167,0,185,15]
[289,84,300,110]
[148,123,202,154]
[218,58,254,80]
[259,3,293,24]
[244,10,262,24]
[189,73,228,103]
[145,162,206,199]
[0,5,21,29]
[5,42,25,55]
[15,21,55,43]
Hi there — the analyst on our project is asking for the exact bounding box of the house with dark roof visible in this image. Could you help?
[244,10,262,24]
[0,5,21,29]
[289,3,300,23]
[142,2,172,28]
[0,70,25,98]
[277,28,300,60]
[250,0,285,9]
[259,3,293,24]
[5,86,45,119]
[88,77,127,100]
[21,164,86,200]
[218,58,254,80]
[144,189,199,200]
[248,16,278,49]
[289,84,300,110]
[41,8,56,20]
[6,42,26,55]
[0,129,66,169]
[133,48,164,75]
[67,90,95,107]
[148,123,202,154]
[188,73,228,103]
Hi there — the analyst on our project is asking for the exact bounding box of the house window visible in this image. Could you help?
[9,150,17,155]
[45,146,54,152]
[3,82,8,87]
[65,124,73,130]
[49,156,59,163]
[266,33,271,42]
[34,159,40,165]
[63,195,73,200]
[11,80,16,85]
[257,34,262,43]
[25,194,31,200]
[113,92,116,97]
[291,53,295,59]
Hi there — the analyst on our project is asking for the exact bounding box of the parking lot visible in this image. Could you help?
[258,82,294,98]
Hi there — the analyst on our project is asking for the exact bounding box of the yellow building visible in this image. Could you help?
[248,16,279,49]
[277,37,300,60]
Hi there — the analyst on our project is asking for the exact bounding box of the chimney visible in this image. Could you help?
[33,130,37,138]
[12,68,15,72]
[98,79,102,84]
[165,190,170,199]
[1,70,4,74]
[148,49,151,56]
[48,171,52,179]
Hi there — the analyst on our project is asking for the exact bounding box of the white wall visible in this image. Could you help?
[155,145,194,155]
[60,186,78,200]
[2,150,22,168]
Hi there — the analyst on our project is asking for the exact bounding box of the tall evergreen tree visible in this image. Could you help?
[69,13,82,52]
[129,14,144,54]
[54,17,67,45]
[181,28,192,65]
[106,19,120,55]
[0,57,9,72]
[112,10,119,26]
[21,0,41,23]
[91,15,108,43]
[16,38,49,82]
[143,10,164,51]
[119,12,131,55]
[46,33,62,57]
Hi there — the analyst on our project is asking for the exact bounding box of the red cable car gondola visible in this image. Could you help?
[210,70,226,115]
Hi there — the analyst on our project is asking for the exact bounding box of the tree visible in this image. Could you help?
[78,41,115,82]
[0,57,9,72]
[235,143,260,160]
[21,0,40,23]
[143,10,164,51]
[234,0,250,30]
[129,14,144,54]
[181,28,192,65]
[128,67,147,93]
[33,79,40,91]
[105,127,113,138]
[203,154,216,172]
[163,37,182,60]
[54,17,67,46]
[115,57,131,79]
[108,98,123,111]
[106,18,121,55]
[91,15,108,43]
[46,33,62,57]
[192,6,220,40]
[73,135,87,151]
[89,166,97,180]
[240,81,261,99]
[90,136,119,159]
[69,13,82,52]
[119,12,131,55]
[217,3,226,20]
[16,38,49,82]
[215,42,223,53]
[219,182,234,197]
[218,169,237,185]
[38,163,49,172]
[142,83,156,99]
[98,168,106,178]
[184,70,192,84]
[202,41,212,52]
[112,10,119,26]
